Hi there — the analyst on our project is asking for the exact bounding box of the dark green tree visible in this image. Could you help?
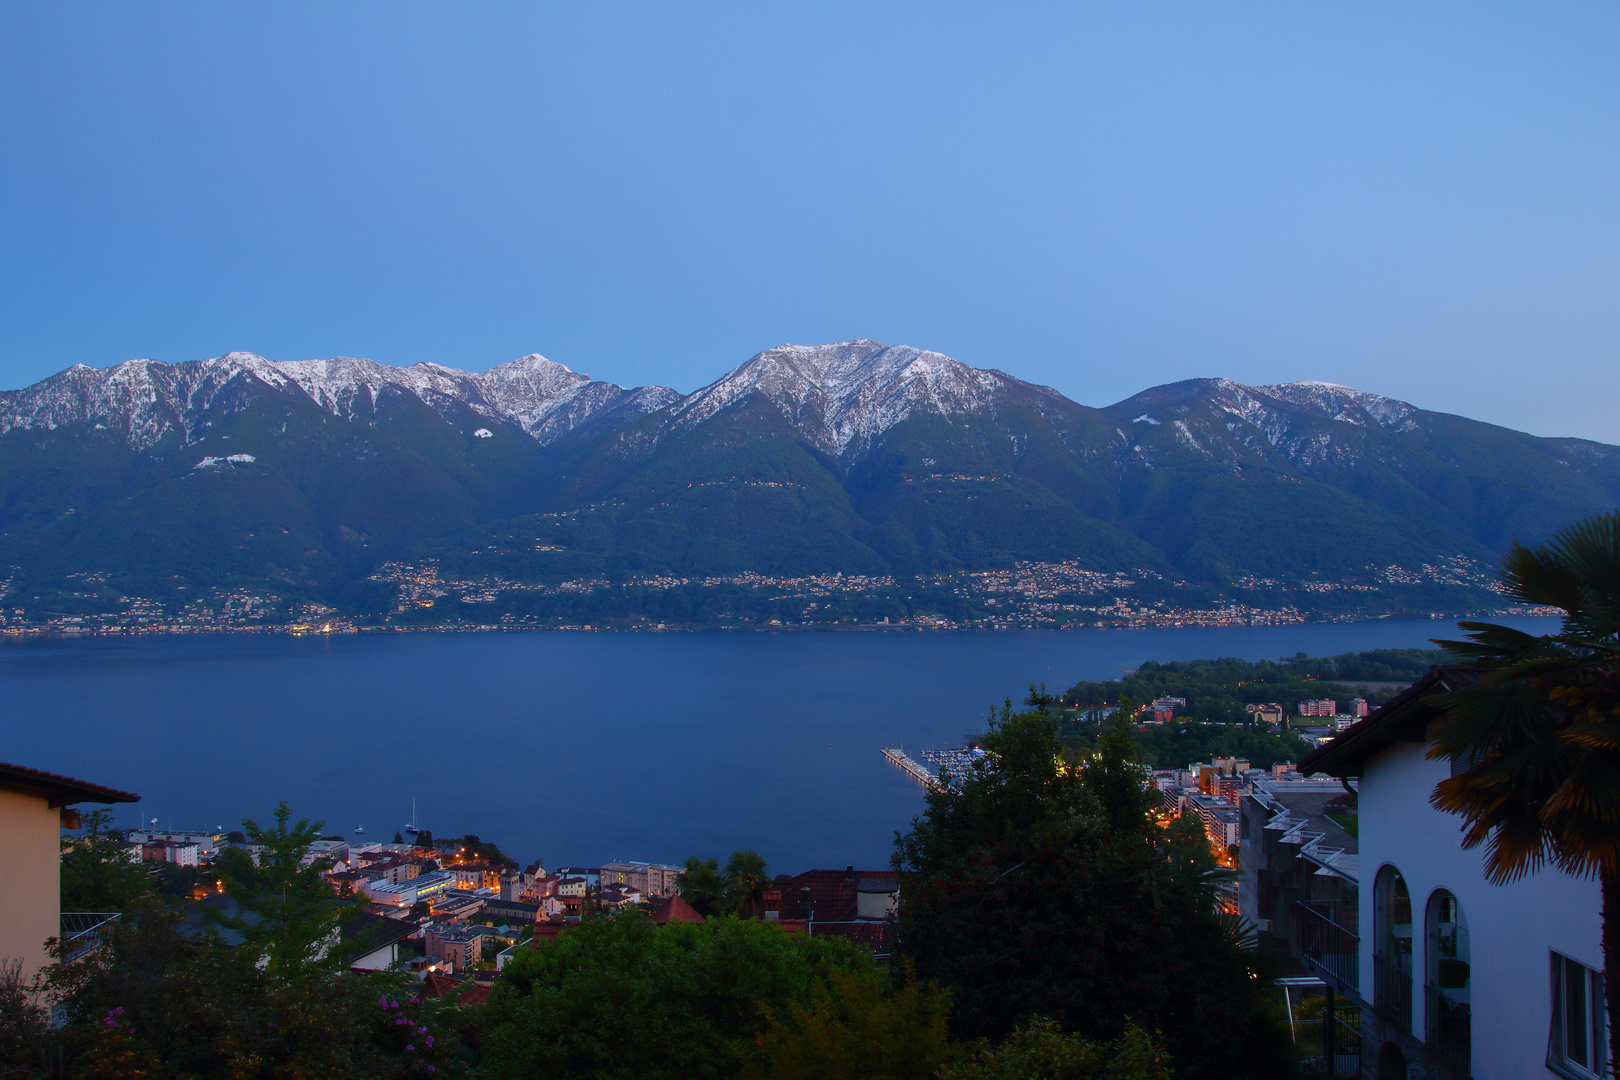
[741,968,959,1080]
[60,809,153,914]
[678,856,728,917]
[481,912,871,1079]
[891,703,1293,1080]
[1429,510,1620,1074]
[724,850,771,919]
[941,1018,1171,1080]
[37,901,471,1078]
[212,802,354,980]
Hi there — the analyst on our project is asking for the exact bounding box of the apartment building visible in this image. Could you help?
[1300,669,1603,1080]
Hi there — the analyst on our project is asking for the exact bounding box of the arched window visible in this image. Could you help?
[1425,889,1470,1073]
[1373,865,1413,1028]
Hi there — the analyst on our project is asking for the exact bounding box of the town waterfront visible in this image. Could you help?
[0,617,1558,871]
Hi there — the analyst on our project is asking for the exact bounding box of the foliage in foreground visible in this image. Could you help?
[740,968,957,1080]
[1,903,472,1079]
[942,1018,1171,1080]
[893,701,1296,1080]
[481,913,871,1080]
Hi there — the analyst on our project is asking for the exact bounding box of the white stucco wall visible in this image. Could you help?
[1359,736,1602,1080]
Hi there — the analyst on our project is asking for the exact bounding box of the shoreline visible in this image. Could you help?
[0,606,1560,640]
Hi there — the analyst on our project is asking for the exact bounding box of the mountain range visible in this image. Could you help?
[1,339,1615,621]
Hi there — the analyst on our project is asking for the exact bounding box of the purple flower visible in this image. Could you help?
[417,1025,427,1033]
[407,1044,415,1051]
[426,1035,434,1048]
[379,995,388,1007]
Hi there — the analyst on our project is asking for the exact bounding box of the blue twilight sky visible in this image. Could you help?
[3,4,1618,440]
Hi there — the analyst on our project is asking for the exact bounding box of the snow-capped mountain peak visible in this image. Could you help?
[1254,380,1416,429]
[0,351,678,450]
[665,339,1053,455]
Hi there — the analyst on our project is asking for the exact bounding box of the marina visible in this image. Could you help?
[882,745,987,791]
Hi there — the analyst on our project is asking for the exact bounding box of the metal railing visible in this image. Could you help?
[59,913,119,962]
[1294,998,1363,1078]
[1295,901,1360,994]
[1425,984,1471,1076]
[1373,951,1413,1029]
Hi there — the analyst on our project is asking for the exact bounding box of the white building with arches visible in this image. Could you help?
[1302,668,1605,1080]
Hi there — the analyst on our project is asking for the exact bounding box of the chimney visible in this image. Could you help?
[799,886,813,924]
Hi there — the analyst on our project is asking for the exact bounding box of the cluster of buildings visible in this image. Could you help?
[2,548,1546,635]
[0,770,901,1010]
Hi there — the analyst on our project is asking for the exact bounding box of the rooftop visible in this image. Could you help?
[0,761,140,807]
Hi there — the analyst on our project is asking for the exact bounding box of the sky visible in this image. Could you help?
[3,4,1618,441]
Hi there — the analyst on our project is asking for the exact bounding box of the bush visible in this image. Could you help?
[481,913,872,1080]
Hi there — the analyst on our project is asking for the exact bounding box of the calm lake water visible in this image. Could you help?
[0,617,1559,873]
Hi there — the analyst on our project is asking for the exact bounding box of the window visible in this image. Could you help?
[1550,952,1607,1079]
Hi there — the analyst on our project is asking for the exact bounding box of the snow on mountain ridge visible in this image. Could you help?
[0,352,677,449]
[1254,380,1416,429]
[666,340,1054,455]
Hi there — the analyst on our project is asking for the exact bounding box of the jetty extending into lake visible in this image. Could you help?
[883,747,938,790]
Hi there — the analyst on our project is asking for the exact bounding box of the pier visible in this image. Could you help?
[883,747,939,790]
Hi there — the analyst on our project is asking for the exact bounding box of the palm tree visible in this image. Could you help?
[678,855,726,917]
[723,850,770,919]
[1428,510,1620,1073]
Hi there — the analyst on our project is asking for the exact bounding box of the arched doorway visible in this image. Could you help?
[1373,865,1413,1028]
[1425,890,1470,1073]
[1376,1040,1407,1079]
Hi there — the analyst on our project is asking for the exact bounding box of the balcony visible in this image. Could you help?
[1425,983,1471,1076]
[59,913,119,962]
[1373,951,1413,1029]
[1294,900,1359,994]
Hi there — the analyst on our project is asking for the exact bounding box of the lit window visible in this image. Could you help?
[1549,952,1607,1079]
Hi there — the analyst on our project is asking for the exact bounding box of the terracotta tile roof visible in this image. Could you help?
[774,869,893,922]
[647,894,705,925]
[419,972,491,1005]
[0,762,140,807]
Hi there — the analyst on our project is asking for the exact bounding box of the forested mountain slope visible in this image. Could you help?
[0,341,1611,624]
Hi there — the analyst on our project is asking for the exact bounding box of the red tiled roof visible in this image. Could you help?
[774,869,893,922]
[420,972,491,1005]
[648,894,705,925]
[0,762,140,807]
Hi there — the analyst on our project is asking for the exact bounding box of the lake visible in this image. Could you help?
[0,617,1559,874]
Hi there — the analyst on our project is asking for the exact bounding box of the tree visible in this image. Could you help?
[741,968,958,1080]
[60,809,153,914]
[1428,510,1620,1073]
[36,902,472,1078]
[942,1018,1171,1080]
[724,851,770,919]
[393,832,404,844]
[678,856,728,917]
[481,912,871,1079]
[891,702,1294,1080]
[212,802,354,979]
